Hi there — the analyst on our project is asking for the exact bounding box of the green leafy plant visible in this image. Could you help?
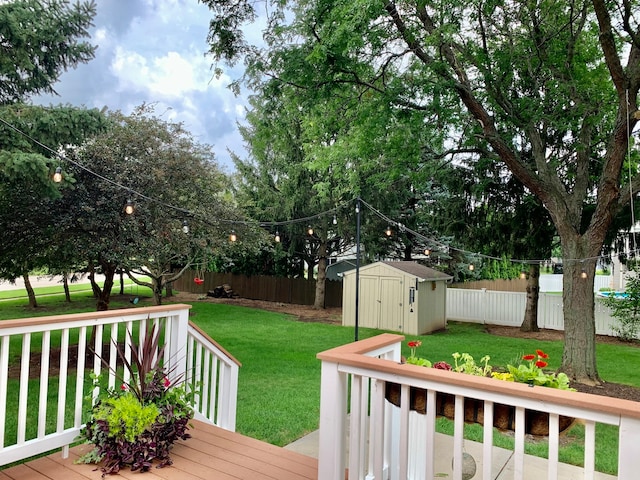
[78,323,194,475]
[404,341,573,390]
[501,349,574,390]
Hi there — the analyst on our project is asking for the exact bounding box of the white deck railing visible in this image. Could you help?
[317,334,640,480]
[0,304,240,467]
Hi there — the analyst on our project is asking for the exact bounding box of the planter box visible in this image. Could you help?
[385,382,574,436]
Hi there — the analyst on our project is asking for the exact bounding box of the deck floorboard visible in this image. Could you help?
[0,421,318,480]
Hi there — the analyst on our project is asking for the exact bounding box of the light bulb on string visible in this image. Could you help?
[332,215,337,225]
[468,264,475,271]
[581,267,587,279]
[307,226,314,236]
[124,199,134,215]
[53,166,62,183]
[424,248,430,256]
[182,220,189,234]
[229,230,237,242]
[275,231,281,243]
[519,269,527,279]
[385,226,393,236]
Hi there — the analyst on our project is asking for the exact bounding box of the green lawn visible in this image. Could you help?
[1,287,638,475]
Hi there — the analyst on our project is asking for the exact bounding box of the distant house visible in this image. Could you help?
[325,259,358,281]
[342,261,452,335]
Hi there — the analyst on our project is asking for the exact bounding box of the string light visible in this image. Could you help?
[468,264,475,271]
[53,166,62,183]
[229,230,237,242]
[124,199,134,215]
[0,110,622,269]
[182,220,189,234]
[519,270,527,279]
[308,226,314,236]
[581,268,587,279]
[424,248,430,256]
[332,215,338,225]
[274,231,281,243]
[385,226,393,236]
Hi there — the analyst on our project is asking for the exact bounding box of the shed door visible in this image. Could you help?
[359,276,380,328]
[378,277,403,331]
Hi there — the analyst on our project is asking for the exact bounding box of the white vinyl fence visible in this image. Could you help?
[447,289,618,336]
[539,274,612,292]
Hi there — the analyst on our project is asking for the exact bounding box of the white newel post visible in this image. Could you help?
[618,416,640,479]
[318,359,348,480]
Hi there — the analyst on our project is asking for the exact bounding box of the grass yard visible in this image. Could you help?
[1,286,639,475]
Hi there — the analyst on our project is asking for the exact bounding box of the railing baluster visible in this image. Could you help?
[483,400,494,480]
[514,406,526,480]
[453,395,465,480]
[548,413,559,479]
[202,351,211,415]
[584,419,596,480]
[425,390,436,480]
[398,383,410,480]
[123,321,132,385]
[37,330,51,438]
[56,329,69,433]
[74,326,87,428]
[17,333,31,443]
[108,323,118,390]
[194,342,203,410]
[0,335,9,447]
[92,324,103,404]
[209,356,218,421]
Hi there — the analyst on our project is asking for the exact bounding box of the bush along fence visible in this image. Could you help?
[171,270,343,308]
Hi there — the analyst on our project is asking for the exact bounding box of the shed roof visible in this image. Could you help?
[380,261,453,281]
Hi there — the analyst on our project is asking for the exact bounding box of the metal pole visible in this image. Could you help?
[355,198,361,342]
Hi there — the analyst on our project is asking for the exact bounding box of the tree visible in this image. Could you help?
[203,0,640,384]
[0,0,97,104]
[61,105,238,309]
[0,104,108,307]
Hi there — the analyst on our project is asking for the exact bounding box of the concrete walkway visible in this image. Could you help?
[285,429,617,479]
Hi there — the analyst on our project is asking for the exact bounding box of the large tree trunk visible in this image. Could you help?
[520,264,540,332]
[22,272,37,308]
[314,241,327,309]
[91,263,116,311]
[560,240,600,385]
[152,277,163,305]
[63,273,71,303]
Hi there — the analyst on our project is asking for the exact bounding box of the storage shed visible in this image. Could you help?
[342,261,452,335]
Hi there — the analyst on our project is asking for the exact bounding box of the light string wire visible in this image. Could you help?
[0,114,632,266]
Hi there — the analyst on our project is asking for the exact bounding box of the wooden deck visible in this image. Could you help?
[0,421,318,480]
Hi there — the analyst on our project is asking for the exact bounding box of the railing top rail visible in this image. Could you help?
[188,321,242,367]
[0,304,192,331]
[317,333,640,420]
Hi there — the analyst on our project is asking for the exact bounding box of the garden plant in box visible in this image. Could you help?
[389,341,575,435]
[78,324,194,475]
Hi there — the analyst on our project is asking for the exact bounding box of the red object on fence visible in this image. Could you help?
[194,277,204,285]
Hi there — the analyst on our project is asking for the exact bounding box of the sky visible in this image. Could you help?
[34,0,258,173]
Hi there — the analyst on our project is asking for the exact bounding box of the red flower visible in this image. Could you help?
[120,384,127,391]
[522,354,536,361]
[407,340,422,348]
[536,360,548,368]
[163,377,171,388]
[536,349,549,359]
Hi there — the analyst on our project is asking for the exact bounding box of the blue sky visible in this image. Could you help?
[34,0,259,173]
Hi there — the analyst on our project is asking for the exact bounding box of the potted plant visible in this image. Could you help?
[78,324,194,475]
[387,342,575,435]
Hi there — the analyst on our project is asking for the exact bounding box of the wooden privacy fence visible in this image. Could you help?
[172,270,343,308]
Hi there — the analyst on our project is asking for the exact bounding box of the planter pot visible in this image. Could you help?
[385,382,574,436]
